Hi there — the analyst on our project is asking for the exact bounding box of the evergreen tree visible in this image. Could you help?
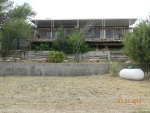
[123,20,150,73]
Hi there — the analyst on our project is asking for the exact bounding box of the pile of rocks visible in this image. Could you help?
[30,58,48,63]
[89,59,100,63]
[0,57,49,63]
[0,58,3,62]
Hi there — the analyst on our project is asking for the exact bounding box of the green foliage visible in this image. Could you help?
[123,21,150,73]
[0,0,13,15]
[0,50,9,58]
[8,2,36,20]
[69,26,93,62]
[0,1,36,58]
[80,43,94,53]
[52,25,69,53]
[1,18,32,51]
[109,63,119,76]
[33,43,50,51]
[0,31,2,42]
[0,0,14,44]
[48,51,66,63]
[68,26,84,53]
[52,26,93,54]
[3,18,32,39]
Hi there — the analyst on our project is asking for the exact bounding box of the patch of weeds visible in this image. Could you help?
[11,96,14,99]
[109,63,119,76]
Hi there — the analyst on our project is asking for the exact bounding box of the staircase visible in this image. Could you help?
[81,20,96,34]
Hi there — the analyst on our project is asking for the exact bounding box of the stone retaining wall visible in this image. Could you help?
[0,62,138,76]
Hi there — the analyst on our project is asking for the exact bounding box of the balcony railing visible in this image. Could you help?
[28,37,123,43]
[29,27,127,42]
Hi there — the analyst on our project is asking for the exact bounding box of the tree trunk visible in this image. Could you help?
[17,39,19,50]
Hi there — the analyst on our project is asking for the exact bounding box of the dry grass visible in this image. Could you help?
[0,74,150,113]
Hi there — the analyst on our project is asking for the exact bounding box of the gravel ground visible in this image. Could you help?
[0,74,150,113]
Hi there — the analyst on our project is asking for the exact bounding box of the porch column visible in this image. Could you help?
[53,20,54,38]
[77,20,79,28]
[34,20,38,38]
[51,20,52,39]
[103,19,106,39]
[129,19,133,32]
[100,19,106,39]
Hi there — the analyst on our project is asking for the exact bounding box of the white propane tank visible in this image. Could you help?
[119,69,144,80]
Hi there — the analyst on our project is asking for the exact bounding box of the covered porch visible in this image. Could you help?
[30,18,137,43]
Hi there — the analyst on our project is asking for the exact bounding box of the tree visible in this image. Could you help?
[52,26,92,62]
[7,2,36,20]
[52,25,69,53]
[123,20,150,74]
[2,18,32,49]
[0,2,36,58]
[0,0,14,41]
[0,0,13,16]
[68,26,85,62]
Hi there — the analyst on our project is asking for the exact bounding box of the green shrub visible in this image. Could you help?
[80,43,94,53]
[32,43,50,51]
[51,26,93,54]
[48,51,66,63]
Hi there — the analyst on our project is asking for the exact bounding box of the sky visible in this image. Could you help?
[13,0,150,20]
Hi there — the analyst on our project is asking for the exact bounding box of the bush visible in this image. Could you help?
[80,43,94,53]
[48,51,66,63]
[32,43,50,51]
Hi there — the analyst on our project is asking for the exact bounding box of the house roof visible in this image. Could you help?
[31,18,137,28]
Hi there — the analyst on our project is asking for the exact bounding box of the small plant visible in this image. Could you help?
[48,51,66,63]
[109,63,119,76]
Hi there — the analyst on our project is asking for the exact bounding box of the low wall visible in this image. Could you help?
[0,62,138,76]
[8,51,127,60]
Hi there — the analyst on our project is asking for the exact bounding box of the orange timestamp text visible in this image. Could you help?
[117,98,141,104]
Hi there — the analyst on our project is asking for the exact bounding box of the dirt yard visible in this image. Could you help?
[0,74,150,113]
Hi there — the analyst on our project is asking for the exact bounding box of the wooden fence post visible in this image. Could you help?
[107,51,111,60]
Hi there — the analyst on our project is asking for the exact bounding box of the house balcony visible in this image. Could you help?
[29,27,126,43]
